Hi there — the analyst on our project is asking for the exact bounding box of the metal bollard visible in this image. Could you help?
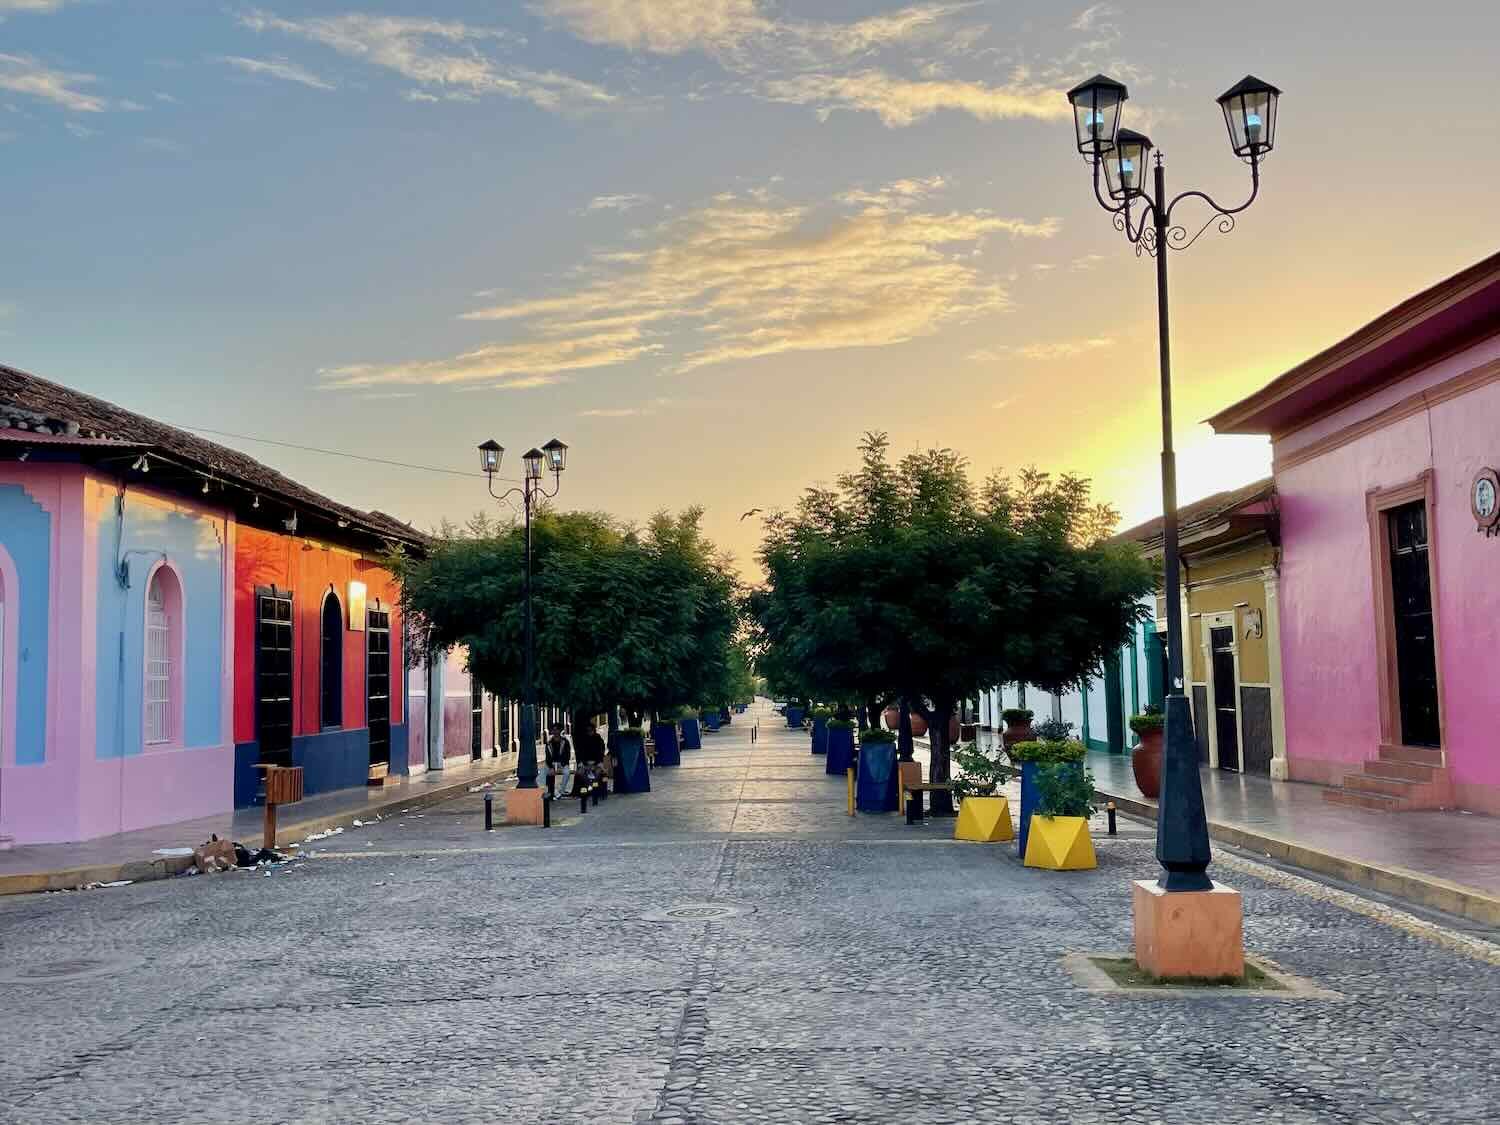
[484,790,493,831]
[543,792,552,829]
[1107,801,1117,836]
[580,786,589,815]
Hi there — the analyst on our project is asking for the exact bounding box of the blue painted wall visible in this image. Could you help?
[95,491,226,759]
[0,483,51,766]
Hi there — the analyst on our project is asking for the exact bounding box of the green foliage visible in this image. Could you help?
[950,740,1013,800]
[827,718,856,730]
[1128,712,1164,735]
[618,726,645,738]
[859,728,897,745]
[391,507,740,718]
[673,706,699,720]
[1035,764,1097,818]
[809,706,833,720]
[1032,717,1076,742]
[1001,708,1034,724]
[1009,739,1088,766]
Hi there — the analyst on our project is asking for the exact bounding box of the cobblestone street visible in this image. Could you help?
[2,701,1497,1124]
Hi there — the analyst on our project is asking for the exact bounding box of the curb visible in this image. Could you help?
[1099,787,1500,928]
[0,764,517,898]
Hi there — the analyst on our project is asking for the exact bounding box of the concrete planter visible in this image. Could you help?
[856,742,899,813]
[954,796,1014,843]
[786,705,805,728]
[825,725,855,775]
[680,717,702,750]
[651,722,681,767]
[1023,815,1096,870]
[613,731,651,793]
[811,717,829,755]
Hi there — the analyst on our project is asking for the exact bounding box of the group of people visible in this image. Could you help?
[544,719,609,800]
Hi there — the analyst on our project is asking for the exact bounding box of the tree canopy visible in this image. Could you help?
[392,506,742,724]
[749,433,1154,805]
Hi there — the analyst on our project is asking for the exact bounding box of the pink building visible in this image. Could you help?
[1210,251,1500,813]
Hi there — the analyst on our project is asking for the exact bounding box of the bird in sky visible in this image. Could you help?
[740,508,764,521]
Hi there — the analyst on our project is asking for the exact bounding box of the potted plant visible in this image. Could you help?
[1009,738,1087,860]
[650,712,681,767]
[825,717,856,776]
[1128,705,1164,798]
[855,728,900,813]
[1023,763,1098,870]
[1001,708,1035,751]
[785,700,807,728]
[613,726,651,793]
[809,706,832,756]
[679,707,703,750]
[703,705,722,732]
[951,740,1015,843]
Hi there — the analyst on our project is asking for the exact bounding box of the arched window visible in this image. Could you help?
[144,564,183,746]
[320,589,343,729]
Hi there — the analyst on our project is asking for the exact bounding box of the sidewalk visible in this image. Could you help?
[0,757,518,896]
[1085,748,1500,927]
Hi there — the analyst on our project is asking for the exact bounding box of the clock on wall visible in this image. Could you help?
[1473,468,1500,536]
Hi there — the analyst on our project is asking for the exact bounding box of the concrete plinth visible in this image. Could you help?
[505,787,545,826]
[1132,879,1244,979]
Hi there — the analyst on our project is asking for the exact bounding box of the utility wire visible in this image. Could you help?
[177,424,523,483]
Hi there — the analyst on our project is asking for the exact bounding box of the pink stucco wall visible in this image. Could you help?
[1275,337,1500,806]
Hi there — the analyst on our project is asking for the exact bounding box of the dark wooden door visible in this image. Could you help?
[255,587,294,766]
[471,679,484,760]
[367,609,391,766]
[1388,501,1441,747]
[1103,651,1126,752]
[1210,625,1240,771]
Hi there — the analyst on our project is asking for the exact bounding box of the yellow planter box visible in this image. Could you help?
[1023,815,1096,870]
[954,795,1014,843]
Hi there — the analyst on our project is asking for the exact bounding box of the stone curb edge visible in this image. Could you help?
[0,765,518,898]
[1098,786,1500,928]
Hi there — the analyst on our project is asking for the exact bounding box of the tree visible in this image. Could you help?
[750,433,1153,814]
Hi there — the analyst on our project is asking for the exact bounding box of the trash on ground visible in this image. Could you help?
[302,826,346,843]
[152,847,195,858]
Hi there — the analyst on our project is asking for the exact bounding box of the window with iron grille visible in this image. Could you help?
[145,574,172,745]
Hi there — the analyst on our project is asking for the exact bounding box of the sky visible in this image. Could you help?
[3,0,1498,576]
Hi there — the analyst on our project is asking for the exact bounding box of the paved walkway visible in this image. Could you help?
[2,700,1498,1123]
[0,756,518,894]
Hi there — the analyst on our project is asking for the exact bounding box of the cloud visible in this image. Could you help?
[323,181,1058,389]
[154,91,179,104]
[991,398,1011,410]
[0,53,106,112]
[1069,4,1117,32]
[761,70,1068,127]
[240,9,616,112]
[0,0,71,12]
[972,336,1114,361]
[139,136,188,155]
[538,0,766,54]
[216,54,335,91]
[579,407,647,417]
[64,120,94,138]
[584,192,651,213]
[838,175,947,209]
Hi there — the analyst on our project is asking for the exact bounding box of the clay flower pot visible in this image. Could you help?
[1001,716,1034,752]
[908,713,929,738]
[1131,727,1163,799]
[883,706,900,732]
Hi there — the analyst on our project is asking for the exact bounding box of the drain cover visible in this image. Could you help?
[641,903,746,923]
[0,955,141,985]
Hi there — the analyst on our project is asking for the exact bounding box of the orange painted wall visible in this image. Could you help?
[232,525,403,745]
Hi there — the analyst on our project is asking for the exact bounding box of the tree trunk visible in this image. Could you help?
[856,703,870,732]
[607,704,620,753]
[834,701,852,722]
[898,698,915,762]
[928,695,956,817]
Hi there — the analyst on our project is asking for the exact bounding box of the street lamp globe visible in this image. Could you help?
[522,447,545,481]
[1103,128,1153,199]
[1217,75,1281,160]
[542,437,569,473]
[1066,73,1128,156]
[477,439,503,475]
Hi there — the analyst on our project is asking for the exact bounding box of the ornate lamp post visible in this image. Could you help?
[478,436,569,793]
[1066,73,1280,892]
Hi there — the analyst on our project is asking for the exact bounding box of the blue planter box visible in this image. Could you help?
[703,712,722,732]
[679,717,702,749]
[811,717,829,755]
[856,742,899,813]
[614,732,651,793]
[734,703,747,713]
[651,722,681,767]
[1017,760,1084,858]
[786,705,805,728]
[720,707,732,725]
[825,725,854,776]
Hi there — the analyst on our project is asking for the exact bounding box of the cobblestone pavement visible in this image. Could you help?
[1,702,1497,1124]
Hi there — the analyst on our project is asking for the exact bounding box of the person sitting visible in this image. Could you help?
[576,721,608,796]
[545,723,573,798]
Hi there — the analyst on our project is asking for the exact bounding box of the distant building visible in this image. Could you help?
[1210,250,1500,812]
[0,364,504,845]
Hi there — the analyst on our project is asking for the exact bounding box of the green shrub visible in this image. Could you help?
[827,718,856,730]
[1009,739,1087,766]
[1001,708,1034,724]
[859,728,897,745]
[618,727,645,738]
[1036,763,1097,818]
[1128,711,1164,735]
[809,706,833,720]
[951,740,1013,800]
[675,706,700,720]
[1032,717,1075,742]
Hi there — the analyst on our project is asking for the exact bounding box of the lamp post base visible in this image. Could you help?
[1154,693,1212,889]
[505,787,546,826]
[1132,878,1244,979]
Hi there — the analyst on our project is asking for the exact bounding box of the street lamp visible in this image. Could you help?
[1066,73,1280,893]
[478,436,568,792]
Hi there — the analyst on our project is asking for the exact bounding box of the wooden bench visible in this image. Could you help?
[901,777,953,823]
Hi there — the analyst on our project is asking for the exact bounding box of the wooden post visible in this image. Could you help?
[263,801,278,850]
